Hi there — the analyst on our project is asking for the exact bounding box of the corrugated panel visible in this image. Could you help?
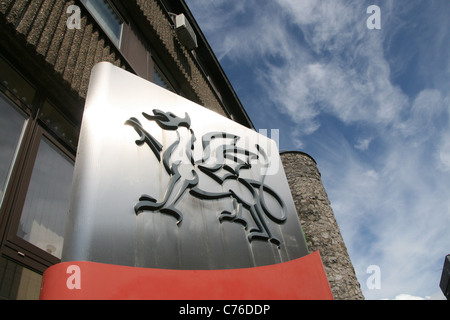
[77,29,99,94]
[36,0,64,57]
[43,1,68,65]
[71,22,92,92]
[62,14,86,83]
[16,0,44,36]
[5,0,29,26]
[0,0,14,15]
[26,0,56,47]
[53,20,75,74]
[1,0,128,99]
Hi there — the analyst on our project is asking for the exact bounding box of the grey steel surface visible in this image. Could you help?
[62,62,308,269]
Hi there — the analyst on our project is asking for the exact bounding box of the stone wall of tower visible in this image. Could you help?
[280,151,364,300]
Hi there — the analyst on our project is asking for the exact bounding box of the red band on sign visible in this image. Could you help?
[40,251,332,300]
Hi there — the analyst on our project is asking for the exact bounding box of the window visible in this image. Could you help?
[0,95,28,208]
[2,105,76,268]
[0,256,42,300]
[81,0,123,48]
[16,136,74,259]
[0,56,35,104]
[154,65,175,92]
[39,100,79,152]
[0,56,79,299]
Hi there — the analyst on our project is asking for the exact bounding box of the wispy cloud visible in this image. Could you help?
[438,133,450,172]
[390,294,430,300]
[191,0,409,135]
[312,121,449,299]
[354,137,372,151]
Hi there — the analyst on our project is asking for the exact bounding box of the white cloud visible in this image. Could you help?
[397,89,445,140]
[319,128,450,300]
[391,294,430,300]
[438,135,450,172]
[187,0,295,62]
[188,0,409,134]
[249,0,407,136]
[355,137,372,151]
[276,0,366,50]
[436,98,450,172]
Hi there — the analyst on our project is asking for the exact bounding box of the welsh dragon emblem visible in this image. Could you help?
[125,110,287,246]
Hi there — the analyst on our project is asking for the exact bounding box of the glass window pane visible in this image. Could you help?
[154,66,175,92]
[39,100,79,150]
[0,256,42,300]
[0,94,28,207]
[82,0,123,47]
[17,137,74,259]
[0,56,36,104]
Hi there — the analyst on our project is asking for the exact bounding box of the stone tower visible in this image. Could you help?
[281,151,364,300]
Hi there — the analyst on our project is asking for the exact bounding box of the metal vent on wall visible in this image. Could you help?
[175,14,198,50]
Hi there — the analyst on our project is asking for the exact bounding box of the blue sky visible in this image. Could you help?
[185,0,450,299]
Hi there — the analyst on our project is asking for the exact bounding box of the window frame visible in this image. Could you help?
[3,125,75,271]
[80,0,125,50]
[0,94,30,210]
[0,57,78,274]
[0,255,43,300]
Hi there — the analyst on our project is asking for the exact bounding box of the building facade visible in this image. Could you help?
[0,0,363,300]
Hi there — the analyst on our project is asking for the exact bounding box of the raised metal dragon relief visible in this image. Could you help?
[125,110,287,246]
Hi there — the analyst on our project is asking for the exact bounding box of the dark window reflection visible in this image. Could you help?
[0,94,28,207]
[0,256,42,300]
[82,0,123,47]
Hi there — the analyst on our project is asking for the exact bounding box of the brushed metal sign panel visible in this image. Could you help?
[62,62,308,269]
